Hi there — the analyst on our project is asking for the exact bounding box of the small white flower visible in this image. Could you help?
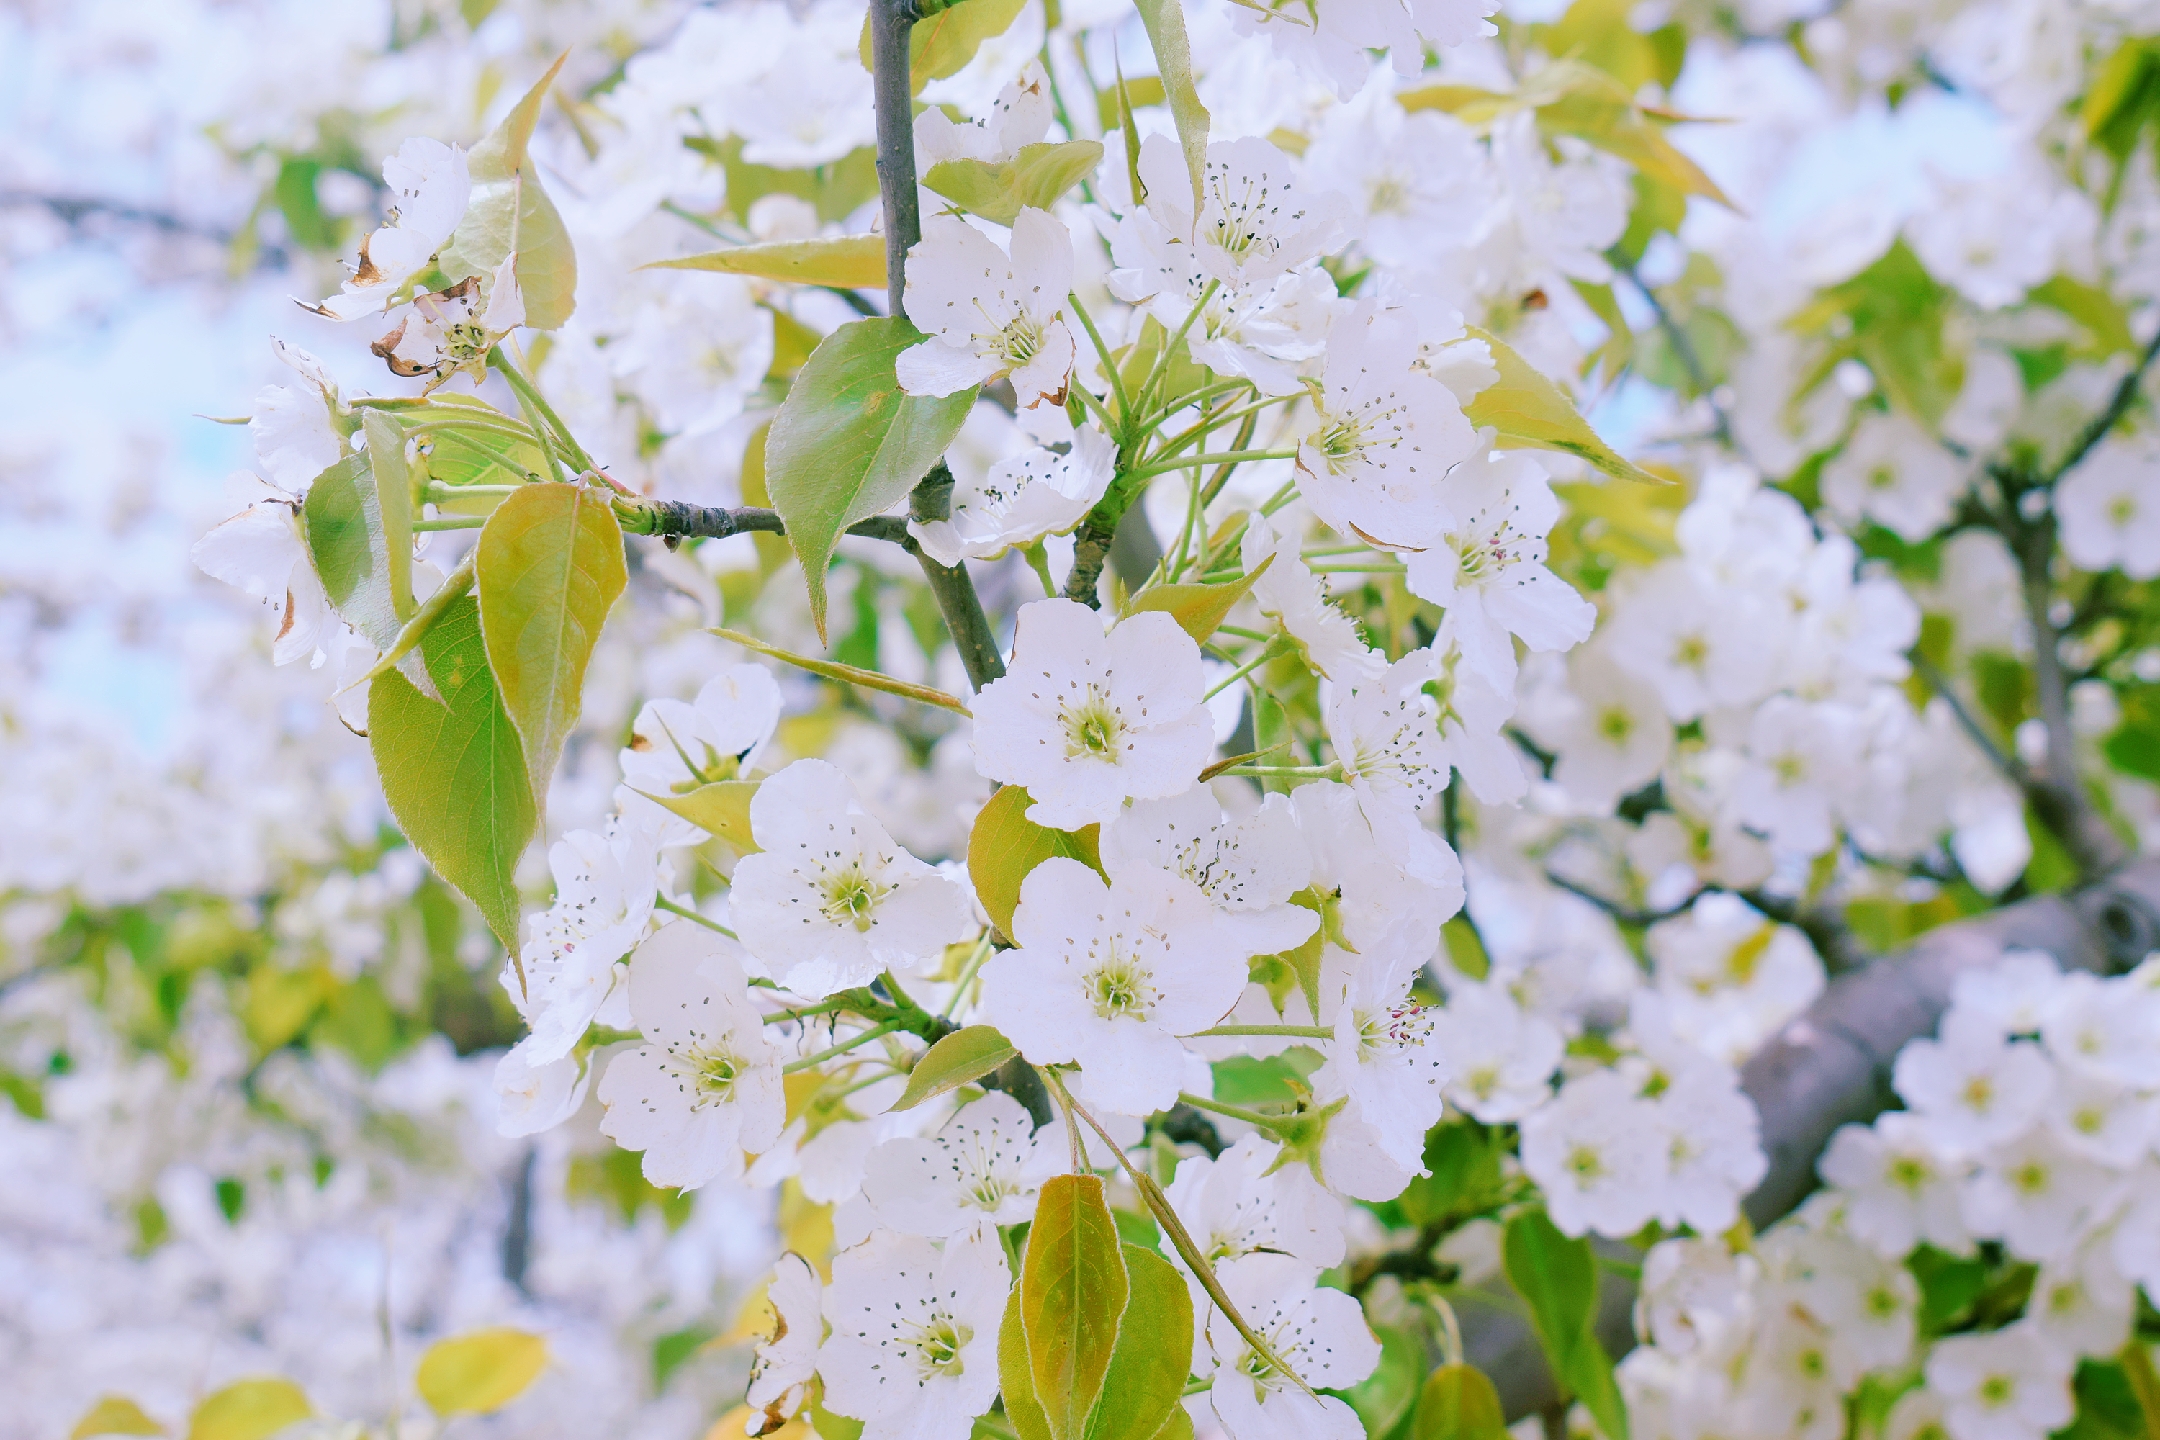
[192,477,335,667]
[1820,412,1968,544]
[1097,787,1317,961]
[2055,435,2160,580]
[1427,981,1561,1124]
[970,599,1216,830]
[619,663,784,842]
[730,759,974,1000]
[747,1253,823,1431]
[1402,444,1595,692]
[1646,892,1825,1066]
[596,922,786,1190]
[1325,648,1460,856]
[1240,512,1385,684]
[1199,1253,1380,1440]
[510,818,664,1062]
[1292,779,1461,953]
[1519,1068,1662,1238]
[1315,934,1450,1173]
[310,138,471,321]
[909,426,1117,567]
[1959,1127,2112,1262]
[1295,302,1478,550]
[861,1093,1062,1237]
[1164,1134,1347,1279]
[981,858,1243,1116]
[370,253,524,389]
[915,60,1051,166]
[1892,1010,2055,1155]
[899,208,1076,408]
[1819,1113,1973,1258]
[818,1224,1009,1440]
[1924,1326,2074,1440]
[491,1039,589,1139]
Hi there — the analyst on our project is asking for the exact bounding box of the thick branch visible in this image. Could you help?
[1479,858,2160,1421]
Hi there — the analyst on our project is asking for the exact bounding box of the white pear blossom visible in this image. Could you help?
[818,1225,1009,1440]
[311,138,471,320]
[619,663,785,842]
[1646,893,1826,1065]
[1097,788,1318,961]
[510,817,663,1063]
[747,1253,823,1432]
[1427,981,1563,1123]
[970,599,1216,829]
[1240,512,1385,683]
[898,208,1076,408]
[1820,412,1968,544]
[980,858,1243,1116]
[2055,436,2160,580]
[491,1041,590,1139]
[1403,443,1595,692]
[908,426,1116,567]
[1163,1134,1347,1278]
[730,759,974,1000]
[1892,1009,2056,1155]
[1924,1326,2074,1440]
[1818,1113,1974,1258]
[192,476,336,667]
[369,254,523,389]
[1520,1069,1663,1238]
[914,60,1051,166]
[1314,931,1451,1172]
[860,1093,1061,1237]
[1199,1253,1381,1440]
[596,922,786,1190]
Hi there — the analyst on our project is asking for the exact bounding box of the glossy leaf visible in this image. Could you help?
[349,547,478,690]
[476,482,626,806]
[1001,1284,1056,1440]
[1503,1209,1629,1440]
[1414,1364,1511,1440]
[1133,0,1210,225]
[1464,328,1666,486]
[361,408,417,620]
[416,1326,549,1416]
[763,317,974,638]
[1530,63,1731,208]
[1083,1245,1193,1440]
[967,785,1103,938]
[924,140,1105,226]
[302,452,401,650]
[441,53,577,329]
[370,594,538,953]
[646,235,886,289]
[1125,554,1272,644]
[184,1380,310,1440]
[893,1025,1019,1112]
[1023,1175,1131,1440]
[71,1396,164,1439]
[636,778,761,852]
[859,0,1028,94]
[410,406,548,495]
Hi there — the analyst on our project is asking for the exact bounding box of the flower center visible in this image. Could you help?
[820,862,889,932]
[1084,949,1158,1022]
[1366,174,1412,217]
[901,1315,971,1379]
[1060,689,1126,760]
[684,1043,746,1105]
[1979,1375,2015,1408]
[1888,1155,1931,1193]
[989,314,1044,368]
[1567,1144,1605,1183]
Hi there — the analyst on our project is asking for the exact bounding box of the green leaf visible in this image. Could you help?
[860,0,1029,94]
[1149,1410,1194,1440]
[1114,315,1210,419]
[476,482,627,806]
[1023,1174,1132,1440]
[370,594,538,954]
[1414,1364,1511,1440]
[689,136,880,226]
[764,317,975,639]
[302,452,402,650]
[415,1326,549,1416]
[1002,1284,1057,1440]
[1464,328,1666,486]
[349,547,478,690]
[2031,275,2137,357]
[925,140,1105,226]
[710,625,973,714]
[635,778,761,851]
[645,236,887,289]
[893,1025,1019,1112]
[441,53,577,329]
[362,409,417,621]
[1132,0,1210,226]
[968,785,1104,938]
[72,1396,165,1439]
[1531,63,1732,208]
[410,406,548,494]
[1502,1209,1628,1440]
[1085,1245,1194,1440]
[1399,1122,1508,1230]
[1334,1324,1423,1439]
[1125,554,1272,645]
[184,1380,310,1440]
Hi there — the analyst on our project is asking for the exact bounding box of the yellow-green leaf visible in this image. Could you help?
[859,0,1029,94]
[416,1326,549,1416]
[1464,328,1667,486]
[1083,1245,1193,1440]
[636,778,761,852]
[71,1396,165,1439]
[1001,1284,1056,1440]
[1397,82,1519,126]
[184,1380,310,1440]
[924,140,1105,226]
[646,236,887,290]
[1414,1364,1511,1440]
[1125,554,1272,644]
[242,961,336,1054]
[476,482,627,806]
[1133,0,1209,219]
[362,409,417,621]
[1536,80,1731,207]
[1023,1175,1131,1440]
[2031,273,2137,356]
[348,547,479,690]
[302,452,402,651]
[1098,75,1165,129]
[967,785,1102,938]
[892,1024,1018,1111]
[762,317,974,639]
[370,594,538,954]
[711,626,972,714]
[441,53,577,329]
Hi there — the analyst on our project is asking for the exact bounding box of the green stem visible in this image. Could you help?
[1126,449,1298,482]
[1191,1023,1332,1040]
[1134,279,1218,421]
[412,516,487,532]
[1202,641,1283,702]
[1176,1091,1291,1127]
[424,482,521,502]
[1068,291,1131,425]
[940,933,998,1020]
[654,894,735,938]
[783,1018,905,1074]
[2123,1340,2160,1440]
[490,347,594,473]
